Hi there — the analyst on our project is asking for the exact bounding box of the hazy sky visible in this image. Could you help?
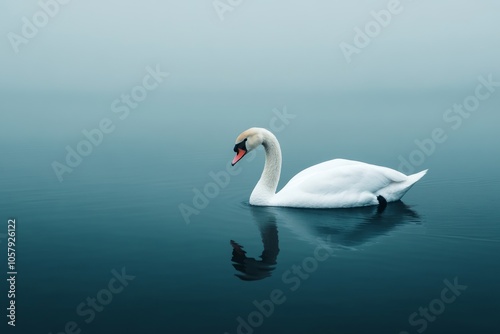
[1,0,499,93]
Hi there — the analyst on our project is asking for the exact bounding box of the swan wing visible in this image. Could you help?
[273,159,410,208]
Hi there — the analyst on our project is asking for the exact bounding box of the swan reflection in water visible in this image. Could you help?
[230,201,422,281]
[230,208,280,281]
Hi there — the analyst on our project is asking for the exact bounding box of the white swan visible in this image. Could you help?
[232,127,427,208]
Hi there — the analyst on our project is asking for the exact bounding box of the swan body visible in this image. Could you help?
[232,128,427,209]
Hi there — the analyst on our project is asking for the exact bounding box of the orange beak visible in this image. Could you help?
[232,148,247,166]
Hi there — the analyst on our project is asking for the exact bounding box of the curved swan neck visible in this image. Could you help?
[250,129,282,203]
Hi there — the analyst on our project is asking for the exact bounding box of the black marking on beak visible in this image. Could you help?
[233,138,248,153]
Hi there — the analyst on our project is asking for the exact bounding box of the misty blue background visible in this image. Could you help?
[1,1,499,334]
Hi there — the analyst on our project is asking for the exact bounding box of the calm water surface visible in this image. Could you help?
[1,92,499,334]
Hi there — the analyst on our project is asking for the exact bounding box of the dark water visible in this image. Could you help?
[1,91,499,334]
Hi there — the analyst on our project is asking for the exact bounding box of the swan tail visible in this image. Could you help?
[382,169,428,202]
[397,169,428,200]
[407,169,428,184]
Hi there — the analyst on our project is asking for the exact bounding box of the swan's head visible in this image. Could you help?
[232,128,264,166]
